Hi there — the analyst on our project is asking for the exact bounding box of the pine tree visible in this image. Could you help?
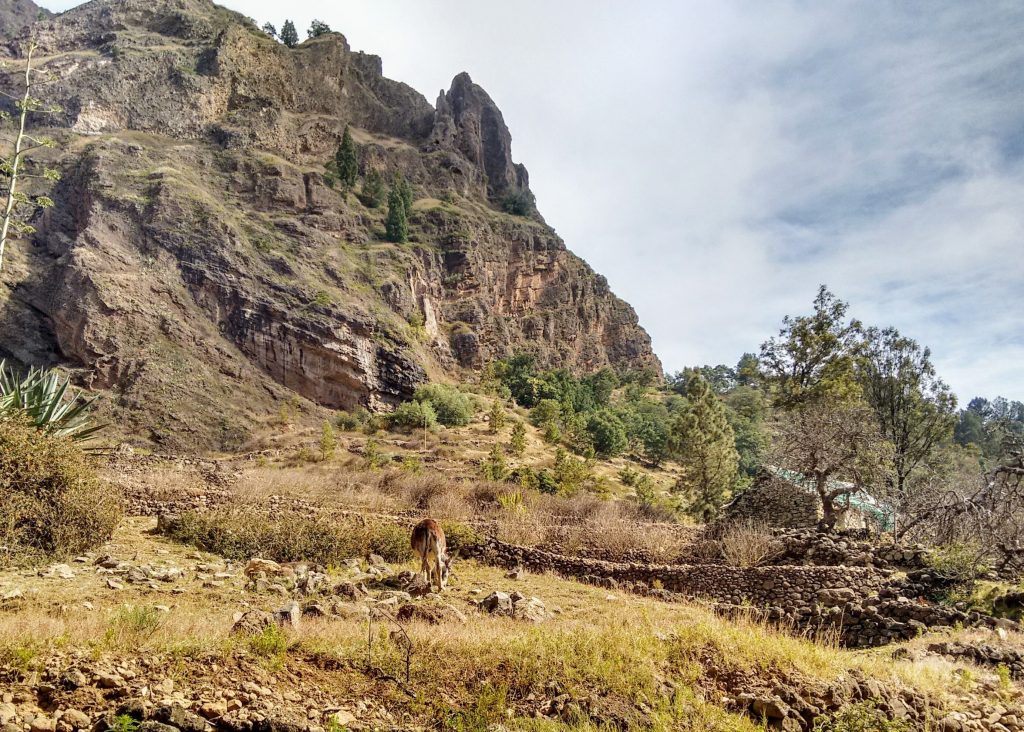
[670,373,739,521]
[279,20,299,48]
[393,173,414,215]
[261,22,277,39]
[384,186,408,243]
[335,125,358,189]
[509,421,527,456]
[488,400,506,434]
[482,444,509,481]
[361,169,386,208]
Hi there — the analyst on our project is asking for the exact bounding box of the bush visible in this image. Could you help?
[387,400,438,431]
[413,384,474,427]
[0,418,121,564]
[0,360,104,443]
[441,521,485,553]
[586,409,628,457]
[529,399,561,428]
[159,506,411,564]
[500,188,535,216]
[927,542,989,586]
[335,410,361,430]
[718,520,782,568]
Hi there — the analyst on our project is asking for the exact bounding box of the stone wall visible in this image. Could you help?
[721,476,821,529]
[465,536,890,608]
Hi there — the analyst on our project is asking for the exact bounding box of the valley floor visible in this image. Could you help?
[1,517,1022,732]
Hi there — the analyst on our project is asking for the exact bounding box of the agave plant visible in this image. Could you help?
[0,360,104,442]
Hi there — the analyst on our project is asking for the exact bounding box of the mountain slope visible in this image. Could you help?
[0,0,660,450]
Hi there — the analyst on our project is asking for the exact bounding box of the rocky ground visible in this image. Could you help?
[1,517,1023,732]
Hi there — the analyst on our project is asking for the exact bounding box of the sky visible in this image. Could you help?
[43,1,1024,402]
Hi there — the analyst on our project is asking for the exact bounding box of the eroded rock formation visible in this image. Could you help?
[0,0,660,450]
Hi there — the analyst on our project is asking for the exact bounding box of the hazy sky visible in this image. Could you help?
[43,1,1024,401]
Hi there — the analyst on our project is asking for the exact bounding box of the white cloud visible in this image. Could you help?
[40,0,1024,400]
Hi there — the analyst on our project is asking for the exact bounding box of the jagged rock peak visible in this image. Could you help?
[431,72,529,199]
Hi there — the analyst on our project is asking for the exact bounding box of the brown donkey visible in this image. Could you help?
[410,518,453,592]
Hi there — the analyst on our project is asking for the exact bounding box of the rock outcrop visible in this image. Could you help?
[0,0,49,38]
[0,0,660,450]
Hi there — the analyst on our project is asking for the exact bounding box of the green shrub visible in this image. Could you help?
[529,399,561,428]
[586,409,628,457]
[387,400,438,431]
[927,543,989,586]
[414,384,474,427]
[335,410,361,430]
[159,507,410,564]
[500,189,535,216]
[441,521,485,553]
[249,623,288,659]
[553,448,590,495]
[536,469,559,495]
[812,701,910,732]
[368,523,412,562]
[509,421,527,456]
[0,360,104,443]
[0,417,121,565]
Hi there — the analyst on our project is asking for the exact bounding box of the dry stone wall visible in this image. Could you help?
[464,536,890,608]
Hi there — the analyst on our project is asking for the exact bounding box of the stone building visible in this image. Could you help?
[721,465,893,531]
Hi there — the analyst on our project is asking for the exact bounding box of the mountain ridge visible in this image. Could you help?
[0,0,661,450]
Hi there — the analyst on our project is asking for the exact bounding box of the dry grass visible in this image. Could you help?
[0,518,1012,730]
[718,520,784,568]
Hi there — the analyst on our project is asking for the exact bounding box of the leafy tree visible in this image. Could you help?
[586,409,628,457]
[319,420,336,461]
[307,19,331,38]
[584,368,618,407]
[384,185,408,243]
[669,374,739,521]
[279,20,299,48]
[509,420,527,457]
[335,125,358,189]
[0,42,61,274]
[769,397,893,531]
[954,396,1024,462]
[261,22,277,39]
[672,365,736,395]
[543,420,561,444]
[858,326,957,502]
[412,384,473,426]
[759,286,862,408]
[488,399,506,434]
[360,169,386,208]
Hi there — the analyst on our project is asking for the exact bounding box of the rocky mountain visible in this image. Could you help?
[0,0,49,37]
[0,0,660,450]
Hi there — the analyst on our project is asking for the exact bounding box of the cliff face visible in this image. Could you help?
[0,0,49,38]
[0,0,660,450]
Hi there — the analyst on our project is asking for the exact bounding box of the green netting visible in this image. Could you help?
[765,465,894,531]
